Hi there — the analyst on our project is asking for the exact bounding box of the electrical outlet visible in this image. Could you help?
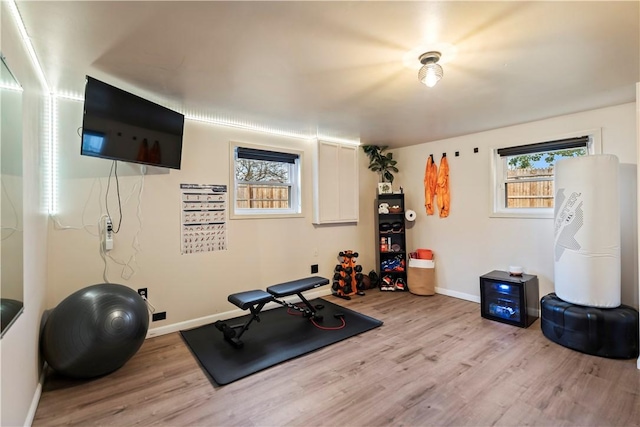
[152,312,166,322]
[137,288,147,299]
[311,264,319,274]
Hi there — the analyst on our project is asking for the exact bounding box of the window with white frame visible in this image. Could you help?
[491,132,600,218]
[231,144,302,217]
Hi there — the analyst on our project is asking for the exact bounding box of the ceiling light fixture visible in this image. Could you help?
[418,51,443,88]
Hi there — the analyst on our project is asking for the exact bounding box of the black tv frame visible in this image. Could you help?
[80,76,184,170]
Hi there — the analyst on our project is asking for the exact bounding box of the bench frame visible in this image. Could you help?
[215,276,329,348]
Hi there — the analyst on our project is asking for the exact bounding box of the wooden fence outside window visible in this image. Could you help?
[506,167,554,208]
[236,184,289,209]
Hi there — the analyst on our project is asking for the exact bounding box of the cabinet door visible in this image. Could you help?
[338,144,358,221]
[313,140,359,224]
[316,141,340,222]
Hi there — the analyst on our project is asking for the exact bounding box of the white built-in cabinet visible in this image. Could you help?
[313,140,359,224]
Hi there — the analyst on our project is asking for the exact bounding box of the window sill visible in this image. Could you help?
[229,211,304,220]
[490,209,553,219]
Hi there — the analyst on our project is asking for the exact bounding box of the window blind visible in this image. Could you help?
[236,147,298,164]
[497,136,589,157]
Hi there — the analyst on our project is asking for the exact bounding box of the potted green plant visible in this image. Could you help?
[362,145,398,192]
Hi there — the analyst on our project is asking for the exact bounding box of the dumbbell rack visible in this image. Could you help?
[332,250,363,299]
[376,193,408,291]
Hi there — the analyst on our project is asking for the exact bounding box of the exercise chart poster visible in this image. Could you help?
[180,184,227,254]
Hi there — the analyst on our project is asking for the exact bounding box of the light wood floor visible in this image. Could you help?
[34,292,640,426]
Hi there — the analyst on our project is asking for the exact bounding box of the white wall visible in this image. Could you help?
[2,73,24,300]
[47,99,377,330]
[636,82,640,370]
[0,2,49,425]
[394,103,638,308]
[1,174,23,300]
[46,98,639,334]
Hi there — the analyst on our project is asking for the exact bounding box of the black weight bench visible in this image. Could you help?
[215,276,329,348]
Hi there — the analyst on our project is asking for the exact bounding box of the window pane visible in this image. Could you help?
[506,147,586,170]
[505,181,554,208]
[235,184,290,209]
[504,147,585,208]
[232,144,301,216]
[235,158,290,183]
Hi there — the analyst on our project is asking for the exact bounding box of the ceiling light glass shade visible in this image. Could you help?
[418,63,443,87]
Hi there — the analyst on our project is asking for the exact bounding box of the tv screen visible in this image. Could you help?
[81,76,184,169]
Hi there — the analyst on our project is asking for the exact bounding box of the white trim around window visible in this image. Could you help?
[229,141,304,220]
[489,128,602,219]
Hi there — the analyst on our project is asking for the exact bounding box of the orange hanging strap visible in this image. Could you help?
[424,155,437,215]
[436,155,450,218]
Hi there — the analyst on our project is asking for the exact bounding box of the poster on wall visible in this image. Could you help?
[180,184,227,254]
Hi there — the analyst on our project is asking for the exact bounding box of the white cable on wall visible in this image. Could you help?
[98,213,111,283]
[51,166,146,283]
[101,165,146,281]
[51,177,102,236]
[1,179,20,240]
[117,169,145,280]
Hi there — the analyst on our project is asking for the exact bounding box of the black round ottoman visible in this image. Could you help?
[540,293,639,359]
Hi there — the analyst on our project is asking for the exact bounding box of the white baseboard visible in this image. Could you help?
[25,367,46,426]
[435,287,481,304]
[146,287,333,339]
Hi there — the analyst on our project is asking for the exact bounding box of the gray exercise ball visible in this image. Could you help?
[41,283,149,378]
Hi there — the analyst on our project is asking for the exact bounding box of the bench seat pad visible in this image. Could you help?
[228,290,273,310]
[267,276,329,297]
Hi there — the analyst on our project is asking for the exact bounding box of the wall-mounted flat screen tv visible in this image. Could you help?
[81,76,184,169]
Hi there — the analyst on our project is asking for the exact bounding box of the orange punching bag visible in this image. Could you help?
[436,154,450,218]
[424,155,437,215]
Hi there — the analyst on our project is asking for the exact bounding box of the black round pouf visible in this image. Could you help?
[541,293,639,359]
[41,283,149,378]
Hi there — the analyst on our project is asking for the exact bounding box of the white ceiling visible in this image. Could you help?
[15,1,640,147]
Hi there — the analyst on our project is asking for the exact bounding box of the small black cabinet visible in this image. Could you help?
[480,270,539,328]
[376,193,407,291]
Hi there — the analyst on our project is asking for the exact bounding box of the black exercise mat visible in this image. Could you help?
[180,298,382,385]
